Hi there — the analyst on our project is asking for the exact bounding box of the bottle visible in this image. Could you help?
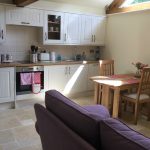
[51,51,56,61]
[82,52,86,60]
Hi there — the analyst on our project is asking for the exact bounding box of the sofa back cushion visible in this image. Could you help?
[100,118,150,150]
[45,90,108,149]
[34,104,95,150]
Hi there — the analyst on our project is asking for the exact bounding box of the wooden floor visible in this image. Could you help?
[0,95,149,150]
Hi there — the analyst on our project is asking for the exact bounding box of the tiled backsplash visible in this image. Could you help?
[0,26,100,61]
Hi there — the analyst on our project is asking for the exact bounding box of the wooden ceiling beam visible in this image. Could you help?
[13,0,38,7]
[107,0,125,10]
[106,2,150,14]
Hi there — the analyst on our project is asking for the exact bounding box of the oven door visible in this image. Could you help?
[16,67,44,95]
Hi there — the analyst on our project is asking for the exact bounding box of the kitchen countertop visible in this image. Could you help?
[0,60,99,67]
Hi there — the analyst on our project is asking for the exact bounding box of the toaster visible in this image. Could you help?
[38,53,50,61]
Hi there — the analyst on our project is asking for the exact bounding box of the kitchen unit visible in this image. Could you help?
[88,63,100,90]
[45,64,88,95]
[81,15,105,45]
[42,10,106,45]
[0,67,14,103]
[63,13,81,44]
[44,11,64,44]
[0,4,106,46]
[6,6,43,27]
[0,5,6,43]
[0,61,99,103]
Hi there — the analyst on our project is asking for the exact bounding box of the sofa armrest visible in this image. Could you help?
[34,104,95,150]
[83,105,110,119]
[100,118,150,150]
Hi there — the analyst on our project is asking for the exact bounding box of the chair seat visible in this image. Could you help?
[123,93,150,100]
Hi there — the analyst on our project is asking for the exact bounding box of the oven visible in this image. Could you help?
[16,66,44,95]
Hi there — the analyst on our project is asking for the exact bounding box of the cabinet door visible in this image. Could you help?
[64,13,80,44]
[80,15,93,44]
[92,16,106,45]
[47,65,68,92]
[88,63,100,90]
[44,11,64,44]
[6,6,43,27]
[66,64,88,94]
[0,6,6,43]
[0,68,14,103]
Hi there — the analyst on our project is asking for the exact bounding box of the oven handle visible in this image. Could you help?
[16,67,44,72]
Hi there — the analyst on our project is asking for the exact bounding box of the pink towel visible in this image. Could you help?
[20,73,32,85]
[32,72,41,84]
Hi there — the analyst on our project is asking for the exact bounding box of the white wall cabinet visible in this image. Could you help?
[0,67,15,103]
[0,5,6,43]
[43,11,64,44]
[81,15,106,46]
[6,6,43,27]
[88,63,100,90]
[64,13,80,44]
[42,10,105,45]
[45,64,88,96]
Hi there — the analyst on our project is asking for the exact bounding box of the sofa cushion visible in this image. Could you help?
[100,118,150,150]
[45,90,110,149]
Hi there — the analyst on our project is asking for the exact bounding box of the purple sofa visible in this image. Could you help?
[34,90,150,150]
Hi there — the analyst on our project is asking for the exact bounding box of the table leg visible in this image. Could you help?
[94,83,99,104]
[101,85,110,109]
[112,87,120,118]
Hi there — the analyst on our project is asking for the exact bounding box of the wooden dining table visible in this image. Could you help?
[90,74,140,118]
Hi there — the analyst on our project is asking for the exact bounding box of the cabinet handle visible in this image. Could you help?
[1,30,3,39]
[65,67,67,75]
[21,22,30,25]
[92,35,94,42]
[94,35,96,42]
[45,32,47,41]
[69,67,70,74]
[65,33,67,41]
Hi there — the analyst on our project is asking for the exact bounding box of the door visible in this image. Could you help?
[6,6,43,27]
[66,64,88,94]
[80,15,93,44]
[88,63,100,90]
[0,68,15,103]
[92,16,106,45]
[47,65,68,92]
[0,6,5,43]
[44,11,64,44]
[64,13,80,44]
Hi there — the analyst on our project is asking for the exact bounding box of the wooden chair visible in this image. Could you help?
[99,60,114,76]
[121,67,150,125]
[97,60,114,105]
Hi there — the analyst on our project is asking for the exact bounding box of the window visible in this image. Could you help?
[132,0,150,4]
[121,0,150,7]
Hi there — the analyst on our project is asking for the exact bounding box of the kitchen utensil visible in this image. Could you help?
[30,53,38,63]
[38,53,50,61]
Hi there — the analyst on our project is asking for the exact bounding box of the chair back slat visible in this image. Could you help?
[99,60,114,76]
[137,67,150,100]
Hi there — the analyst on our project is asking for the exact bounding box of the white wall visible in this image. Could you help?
[103,10,150,74]
[29,1,105,15]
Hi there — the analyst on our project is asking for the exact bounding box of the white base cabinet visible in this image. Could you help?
[88,63,100,91]
[45,64,88,96]
[0,67,15,103]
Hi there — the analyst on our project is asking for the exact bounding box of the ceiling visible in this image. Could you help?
[0,0,113,8]
[39,0,113,8]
